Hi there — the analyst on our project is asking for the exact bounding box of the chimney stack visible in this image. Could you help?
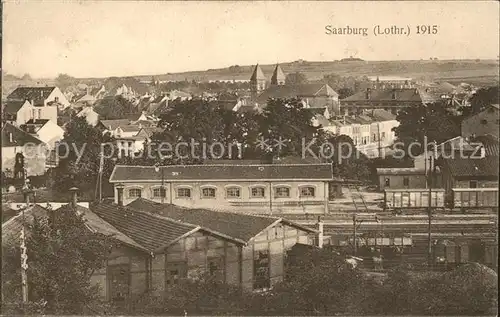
[69,187,79,208]
[316,216,324,248]
[116,184,125,207]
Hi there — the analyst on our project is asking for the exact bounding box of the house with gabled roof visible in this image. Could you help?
[90,196,318,299]
[7,86,70,110]
[461,104,499,139]
[2,123,48,177]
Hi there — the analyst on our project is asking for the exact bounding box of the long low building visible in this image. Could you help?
[109,163,336,213]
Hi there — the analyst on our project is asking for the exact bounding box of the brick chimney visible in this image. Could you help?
[69,187,79,208]
[116,184,125,207]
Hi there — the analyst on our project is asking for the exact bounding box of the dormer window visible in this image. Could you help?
[226,187,241,198]
[274,186,290,198]
[299,186,315,197]
[202,187,216,198]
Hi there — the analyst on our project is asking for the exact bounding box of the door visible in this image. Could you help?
[108,264,130,302]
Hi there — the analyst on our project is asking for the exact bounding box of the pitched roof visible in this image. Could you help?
[250,64,266,81]
[472,134,499,157]
[7,87,56,105]
[100,119,131,130]
[119,124,141,133]
[257,83,338,103]
[127,198,316,242]
[2,123,44,147]
[341,88,424,102]
[368,109,397,121]
[92,201,198,252]
[3,100,29,114]
[2,205,48,246]
[443,156,499,178]
[57,203,148,252]
[109,164,334,182]
[271,64,286,84]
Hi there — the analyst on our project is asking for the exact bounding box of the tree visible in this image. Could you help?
[55,73,77,91]
[21,73,32,81]
[262,247,370,315]
[285,72,308,85]
[2,205,114,314]
[51,117,115,200]
[463,86,500,117]
[393,101,460,157]
[94,95,136,120]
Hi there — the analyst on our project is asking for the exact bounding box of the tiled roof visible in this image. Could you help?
[100,119,131,130]
[250,64,266,81]
[3,100,29,114]
[257,84,338,103]
[472,135,499,157]
[109,164,334,182]
[57,203,148,252]
[119,125,141,133]
[341,88,424,102]
[2,205,48,246]
[92,201,198,252]
[2,205,19,224]
[2,123,44,147]
[443,156,499,178]
[7,87,56,105]
[369,109,397,121]
[127,198,316,242]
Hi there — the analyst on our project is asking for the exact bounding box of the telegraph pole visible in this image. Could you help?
[353,214,357,256]
[427,152,433,269]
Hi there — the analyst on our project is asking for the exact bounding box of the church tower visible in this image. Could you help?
[250,64,266,97]
[271,64,285,86]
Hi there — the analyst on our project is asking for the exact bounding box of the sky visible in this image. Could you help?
[3,1,499,78]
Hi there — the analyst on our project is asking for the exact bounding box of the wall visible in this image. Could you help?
[47,87,71,108]
[25,105,58,123]
[37,121,65,149]
[115,180,329,214]
[378,173,427,190]
[461,106,499,139]
[15,101,33,126]
[453,179,499,188]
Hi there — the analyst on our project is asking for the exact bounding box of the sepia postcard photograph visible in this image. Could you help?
[1,1,499,316]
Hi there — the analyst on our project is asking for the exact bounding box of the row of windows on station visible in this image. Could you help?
[126,185,316,199]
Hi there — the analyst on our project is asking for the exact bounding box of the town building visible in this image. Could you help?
[2,193,319,301]
[2,99,58,126]
[1,123,48,177]
[376,168,427,190]
[108,164,334,214]
[76,106,101,126]
[270,64,286,86]
[367,76,415,89]
[20,119,65,149]
[440,156,499,207]
[7,86,71,110]
[461,104,500,139]
[322,109,399,158]
[340,87,437,115]
[250,64,267,98]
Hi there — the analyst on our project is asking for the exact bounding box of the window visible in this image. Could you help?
[152,187,166,198]
[207,257,224,281]
[480,119,488,125]
[469,181,478,188]
[372,134,377,142]
[381,132,386,140]
[226,187,241,198]
[128,188,142,198]
[384,178,390,187]
[202,187,216,198]
[300,186,315,197]
[37,109,42,119]
[253,250,270,290]
[496,119,499,125]
[165,262,187,286]
[251,187,266,198]
[274,186,290,198]
[54,96,59,103]
[403,177,409,187]
[32,109,36,119]
[108,264,130,302]
[177,188,191,198]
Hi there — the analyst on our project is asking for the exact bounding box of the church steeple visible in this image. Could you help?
[250,64,266,96]
[271,64,285,86]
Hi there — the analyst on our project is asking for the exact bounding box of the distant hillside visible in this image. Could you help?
[132,59,499,86]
